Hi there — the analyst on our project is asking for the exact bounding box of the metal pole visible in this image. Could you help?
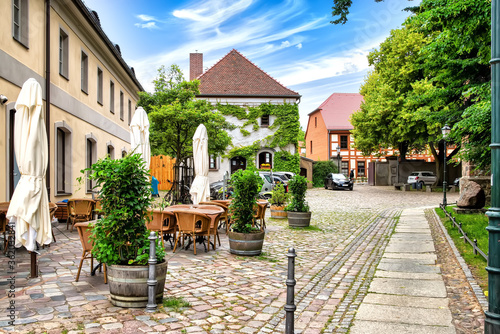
[146,232,157,312]
[486,0,500,331]
[443,140,447,207]
[285,248,296,334]
[337,155,340,174]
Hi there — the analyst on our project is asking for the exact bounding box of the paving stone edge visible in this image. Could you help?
[430,208,489,311]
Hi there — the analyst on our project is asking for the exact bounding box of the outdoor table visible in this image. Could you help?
[163,205,223,251]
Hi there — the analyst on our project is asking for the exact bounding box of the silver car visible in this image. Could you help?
[407,171,437,186]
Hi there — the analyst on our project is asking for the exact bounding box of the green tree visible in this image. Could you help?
[137,65,234,168]
[346,0,491,171]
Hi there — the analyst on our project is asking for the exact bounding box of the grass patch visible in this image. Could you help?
[288,225,323,232]
[436,206,488,291]
[256,252,279,262]
[162,296,191,312]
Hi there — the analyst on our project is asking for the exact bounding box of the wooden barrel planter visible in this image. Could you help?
[228,231,265,256]
[270,205,287,219]
[287,212,312,228]
[107,261,168,308]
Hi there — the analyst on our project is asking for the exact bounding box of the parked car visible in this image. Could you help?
[407,171,437,187]
[259,173,287,199]
[324,173,353,191]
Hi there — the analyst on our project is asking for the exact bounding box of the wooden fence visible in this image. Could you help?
[150,155,175,191]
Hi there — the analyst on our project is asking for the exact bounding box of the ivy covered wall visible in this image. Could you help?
[217,102,300,173]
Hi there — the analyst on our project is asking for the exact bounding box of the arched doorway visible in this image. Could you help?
[258,151,273,170]
[230,156,246,174]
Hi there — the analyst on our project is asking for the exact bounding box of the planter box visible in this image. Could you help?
[288,211,311,228]
[107,261,167,308]
[228,230,265,256]
[270,205,287,219]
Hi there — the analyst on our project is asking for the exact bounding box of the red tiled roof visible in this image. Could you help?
[310,93,363,130]
[197,49,300,98]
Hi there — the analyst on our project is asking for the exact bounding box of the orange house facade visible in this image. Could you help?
[305,93,434,178]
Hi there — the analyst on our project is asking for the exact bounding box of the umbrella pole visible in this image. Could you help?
[30,252,38,278]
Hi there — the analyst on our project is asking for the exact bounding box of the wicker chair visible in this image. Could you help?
[74,222,107,283]
[67,199,95,232]
[173,210,211,255]
[146,209,177,249]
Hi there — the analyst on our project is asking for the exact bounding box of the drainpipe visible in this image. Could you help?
[45,0,51,199]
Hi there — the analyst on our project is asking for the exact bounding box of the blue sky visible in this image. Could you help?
[82,0,420,128]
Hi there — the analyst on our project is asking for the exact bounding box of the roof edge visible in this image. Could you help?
[72,0,144,92]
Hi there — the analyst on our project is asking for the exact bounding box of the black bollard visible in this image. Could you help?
[285,248,297,334]
[146,232,158,313]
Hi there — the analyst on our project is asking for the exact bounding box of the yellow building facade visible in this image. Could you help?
[1,0,143,202]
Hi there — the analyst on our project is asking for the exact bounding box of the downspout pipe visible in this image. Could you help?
[45,0,51,199]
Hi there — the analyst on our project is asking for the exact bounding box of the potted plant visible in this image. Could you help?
[84,153,167,308]
[286,175,311,227]
[269,183,289,219]
[227,169,265,256]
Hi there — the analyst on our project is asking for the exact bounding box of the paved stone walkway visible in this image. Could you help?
[0,185,481,334]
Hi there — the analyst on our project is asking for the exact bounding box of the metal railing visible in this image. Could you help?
[439,204,488,261]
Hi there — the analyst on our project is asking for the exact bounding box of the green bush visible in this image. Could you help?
[286,175,310,212]
[312,160,338,187]
[83,153,165,265]
[229,169,263,233]
[269,183,290,206]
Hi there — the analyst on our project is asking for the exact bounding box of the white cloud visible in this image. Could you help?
[134,22,159,29]
[296,43,302,49]
[280,41,291,48]
[137,14,157,22]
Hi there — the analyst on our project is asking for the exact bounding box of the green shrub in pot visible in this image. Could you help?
[82,153,165,265]
[229,169,264,233]
[285,175,310,213]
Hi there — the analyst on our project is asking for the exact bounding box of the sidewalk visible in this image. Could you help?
[351,207,456,333]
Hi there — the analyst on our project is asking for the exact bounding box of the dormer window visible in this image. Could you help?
[261,115,270,127]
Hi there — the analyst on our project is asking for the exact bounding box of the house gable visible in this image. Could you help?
[196,49,300,99]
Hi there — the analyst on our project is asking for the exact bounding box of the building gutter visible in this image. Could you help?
[45,0,51,198]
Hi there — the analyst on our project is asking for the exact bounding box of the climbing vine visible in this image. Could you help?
[217,102,301,171]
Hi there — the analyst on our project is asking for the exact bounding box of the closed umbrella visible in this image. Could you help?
[190,124,210,205]
[7,78,51,252]
[129,107,150,170]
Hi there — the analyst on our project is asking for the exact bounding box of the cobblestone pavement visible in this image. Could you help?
[0,185,474,333]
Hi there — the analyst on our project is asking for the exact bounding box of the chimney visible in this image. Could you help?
[190,53,203,81]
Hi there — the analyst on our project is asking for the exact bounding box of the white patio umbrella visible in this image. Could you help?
[190,124,210,205]
[129,107,150,170]
[7,78,51,251]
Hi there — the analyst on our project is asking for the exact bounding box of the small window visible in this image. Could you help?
[81,51,88,93]
[310,141,313,154]
[340,135,348,149]
[97,68,103,105]
[357,161,365,177]
[120,91,124,120]
[55,122,73,194]
[13,0,29,47]
[86,134,97,193]
[122,149,127,158]
[258,152,272,170]
[107,143,115,159]
[59,28,69,79]
[261,115,270,127]
[110,81,115,114]
[341,161,349,175]
[128,99,132,125]
[315,117,317,128]
[209,155,218,170]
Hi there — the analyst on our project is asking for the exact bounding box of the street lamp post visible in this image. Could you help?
[441,125,450,207]
[486,0,500,331]
[336,145,341,174]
